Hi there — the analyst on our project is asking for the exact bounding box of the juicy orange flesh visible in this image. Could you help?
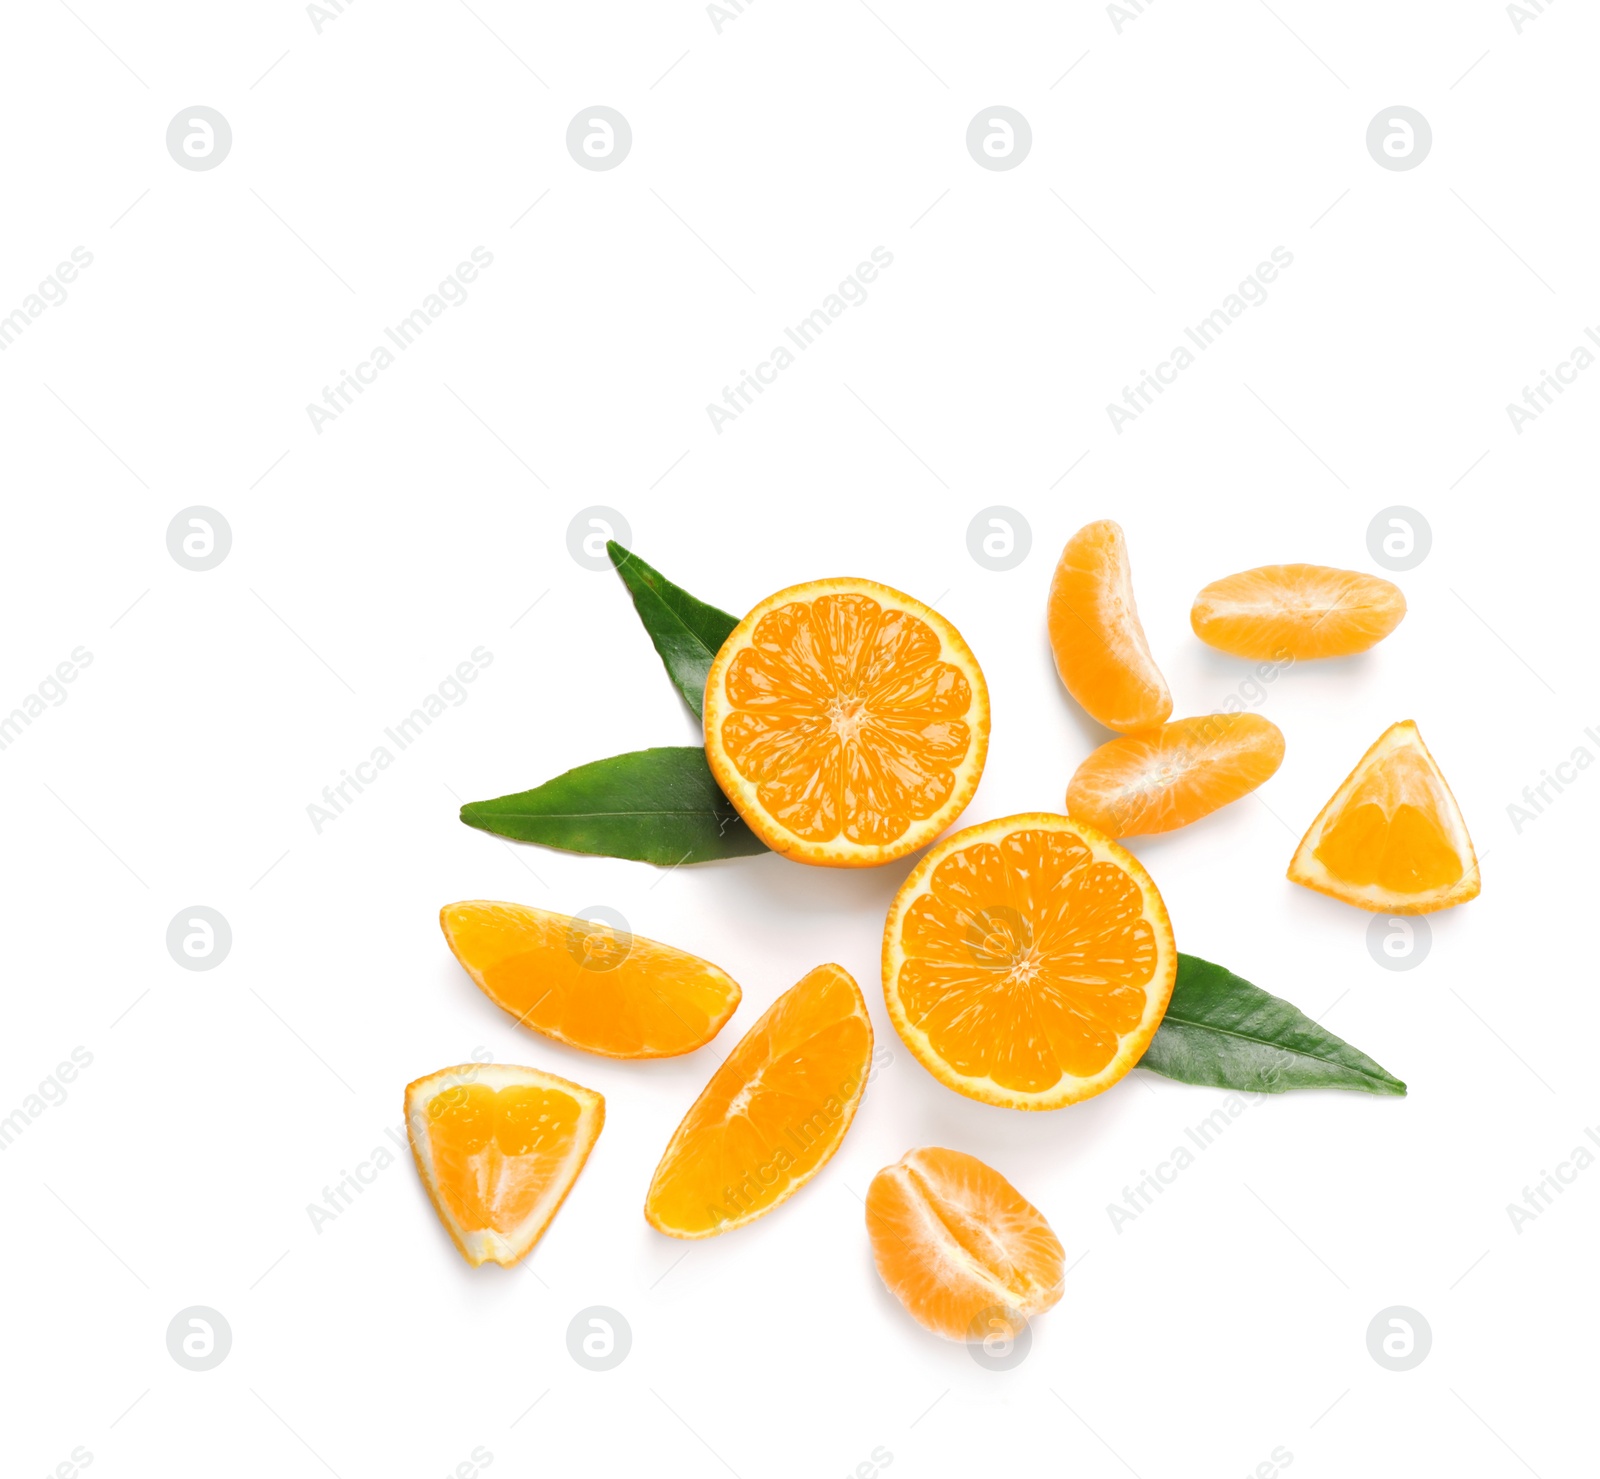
[867,1148,1064,1341]
[718,594,973,845]
[1049,521,1171,732]
[897,829,1157,1090]
[1313,747,1463,893]
[425,1084,580,1234]
[648,966,870,1235]
[443,904,737,1057]
[1067,713,1285,836]
[1192,565,1404,660]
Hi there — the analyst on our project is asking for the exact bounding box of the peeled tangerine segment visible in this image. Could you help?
[645,964,873,1238]
[1067,712,1286,837]
[1288,720,1480,914]
[1048,520,1172,732]
[703,578,990,867]
[1191,563,1405,660]
[440,901,740,1058]
[867,1147,1064,1343]
[405,1063,604,1267]
[882,813,1177,1110]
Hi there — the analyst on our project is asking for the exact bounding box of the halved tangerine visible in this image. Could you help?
[645,964,873,1238]
[440,902,740,1058]
[703,578,989,867]
[883,813,1176,1109]
[867,1146,1064,1342]
[405,1063,604,1267]
[1288,720,1479,914]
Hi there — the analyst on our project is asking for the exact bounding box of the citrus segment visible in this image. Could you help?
[405,1063,603,1267]
[645,964,873,1238]
[1066,713,1286,837]
[1048,520,1172,732]
[703,579,989,867]
[867,1147,1064,1342]
[883,813,1176,1109]
[1191,563,1406,660]
[440,902,740,1059]
[1288,720,1480,914]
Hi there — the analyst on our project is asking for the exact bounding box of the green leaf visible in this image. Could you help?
[607,541,739,720]
[460,747,768,866]
[1138,953,1406,1096]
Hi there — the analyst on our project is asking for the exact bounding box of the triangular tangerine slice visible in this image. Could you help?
[867,1146,1064,1342]
[440,902,741,1058]
[645,964,873,1238]
[703,579,990,867]
[405,1063,604,1267]
[1288,720,1480,914]
[883,813,1177,1110]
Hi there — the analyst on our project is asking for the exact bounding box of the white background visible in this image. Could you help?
[2,2,1595,1475]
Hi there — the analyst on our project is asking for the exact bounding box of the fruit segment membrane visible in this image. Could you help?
[897,827,1159,1090]
[440,901,741,1058]
[718,593,973,845]
[1191,564,1405,660]
[1313,745,1463,892]
[867,1147,1064,1341]
[646,963,873,1238]
[424,1084,582,1234]
[1066,712,1285,836]
[1047,520,1172,732]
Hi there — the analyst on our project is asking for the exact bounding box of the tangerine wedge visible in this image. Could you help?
[1048,520,1172,732]
[867,1147,1064,1342]
[883,813,1176,1109]
[645,964,872,1238]
[440,902,740,1058]
[1192,563,1405,660]
[703,579,989,867]
[1288,720,1480,914]
[405,1063,603,1267]
[1067,712,1286,837]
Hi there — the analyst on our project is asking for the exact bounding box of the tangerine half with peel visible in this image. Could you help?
[1288,719,1479,914]
[405,1063,604,1268]
[440,901,740,1059]
[703,578,989,867]
[867,1146,1064,1342]
[1067,712,1286,837]
[1192,563,1406,661]
[883,813,1176,1109]
[1048,520,1172,732]
[645,963,873,1238]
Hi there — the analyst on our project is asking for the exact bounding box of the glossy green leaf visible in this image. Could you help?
[607,541,739,719]
[459,747,768,866]
[1138,953,1406,1095]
